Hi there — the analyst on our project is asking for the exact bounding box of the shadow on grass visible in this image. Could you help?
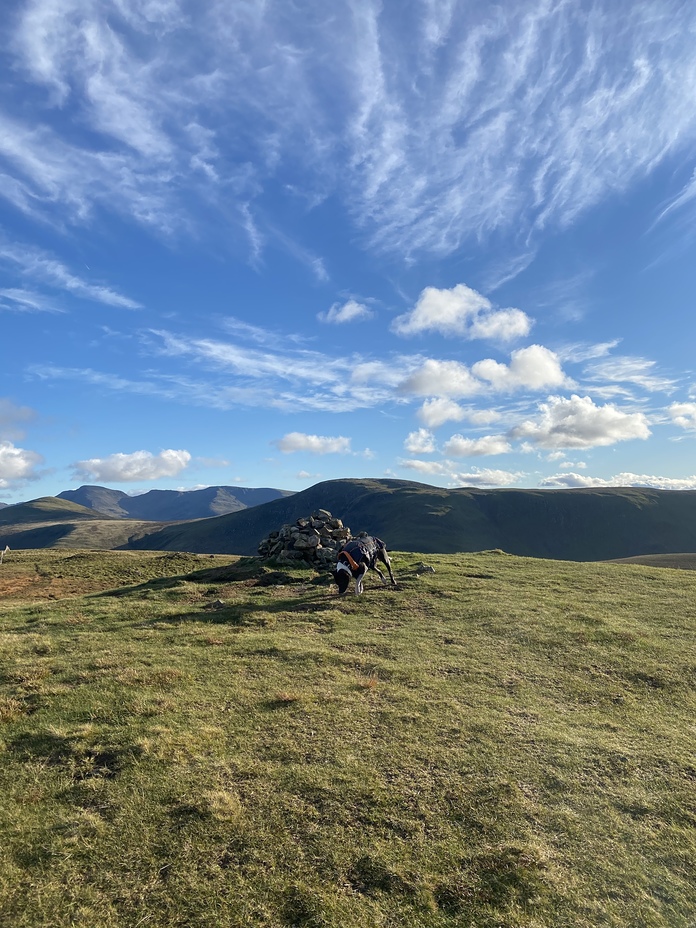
[97,557,325,600]
[8,730,134,780]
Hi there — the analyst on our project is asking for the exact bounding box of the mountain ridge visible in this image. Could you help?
[5,478,696,562]
[125,478,696,561]
[56,484,294,521]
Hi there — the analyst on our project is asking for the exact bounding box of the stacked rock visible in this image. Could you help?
[257,509,351,568]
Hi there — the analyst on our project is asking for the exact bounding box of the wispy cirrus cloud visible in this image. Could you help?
[4,0,696,265]
[584,356,677,393]
[0,288,65,313]
[0,239,141,308]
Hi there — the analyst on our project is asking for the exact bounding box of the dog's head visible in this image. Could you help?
[333,561,352,595]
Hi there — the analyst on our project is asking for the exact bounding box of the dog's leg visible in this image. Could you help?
[378,550,397,585]
[355,564,367,594]
[373,564,387,584]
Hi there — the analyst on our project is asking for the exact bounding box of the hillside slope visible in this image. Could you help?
[124,478,696,560]
[0,497,170,550]
[0,497,109,526]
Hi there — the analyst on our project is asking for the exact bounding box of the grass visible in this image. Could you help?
[0,548,695,927]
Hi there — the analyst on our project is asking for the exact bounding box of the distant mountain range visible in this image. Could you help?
[56,484,293,520]
[4,478,696,562]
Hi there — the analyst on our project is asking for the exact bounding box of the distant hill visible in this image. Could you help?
[8,480,696,561]
[124,478,696,561]
[57,484,294,520]
[0,497,174,550]
[0,497,108,526]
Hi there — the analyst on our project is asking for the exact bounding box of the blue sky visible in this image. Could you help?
[2,0,696,503]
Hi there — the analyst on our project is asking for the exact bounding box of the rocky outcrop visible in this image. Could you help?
[257,509,351,568]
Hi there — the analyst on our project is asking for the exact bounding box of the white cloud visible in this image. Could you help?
[0,440,44,488]
[404,428,436,454]
[399,458,450,476]
[399,359,481,398]
[72,449,191,482]
[453,467,524,488]
[442,434,511,457]
[0,240,141,309]
[399,457,524,487]
[540,472,696,490]
[585,356,676,392]
[467,409,502,426]
[668,402,696,430]
[318,299,373,324]
[472,345,570,392]
[513,394,651,449]
[4,1,696,264]
[558,340,621,363]
[391,283,531,341]
[416,398,467,428]
[273,433,351,454]
[0,288,64,313]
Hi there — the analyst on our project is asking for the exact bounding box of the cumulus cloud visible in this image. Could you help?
[453,468,524,488]
[472,345,570,392]
[273,432,351,454]
[416,398,467,428]
[391,283,531,341]
[72,449,191,482]
[442,434,511,457]
[404,428,436,454]
[318,299,373,324]
[416,398,503,429]
[0,440,44,489]
[668,402,696,430]
[399,359,481,398]
[540,472,696,490]
[512,394,651,449]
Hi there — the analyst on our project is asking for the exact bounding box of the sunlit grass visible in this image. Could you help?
[1,549,695,926]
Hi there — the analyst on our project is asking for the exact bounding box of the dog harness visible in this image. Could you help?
[337,537,385,574]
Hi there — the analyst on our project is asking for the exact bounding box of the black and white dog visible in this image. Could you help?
[334,534,397,595]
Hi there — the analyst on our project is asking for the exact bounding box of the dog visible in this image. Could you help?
[334,533,397,595]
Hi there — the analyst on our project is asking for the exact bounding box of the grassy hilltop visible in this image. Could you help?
[0,548,694,927]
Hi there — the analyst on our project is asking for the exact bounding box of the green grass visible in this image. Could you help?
[1,549,695,927]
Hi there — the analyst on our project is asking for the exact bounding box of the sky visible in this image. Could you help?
[2,0,696,504]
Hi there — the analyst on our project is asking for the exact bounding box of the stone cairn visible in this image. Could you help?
[257,509,351,568]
